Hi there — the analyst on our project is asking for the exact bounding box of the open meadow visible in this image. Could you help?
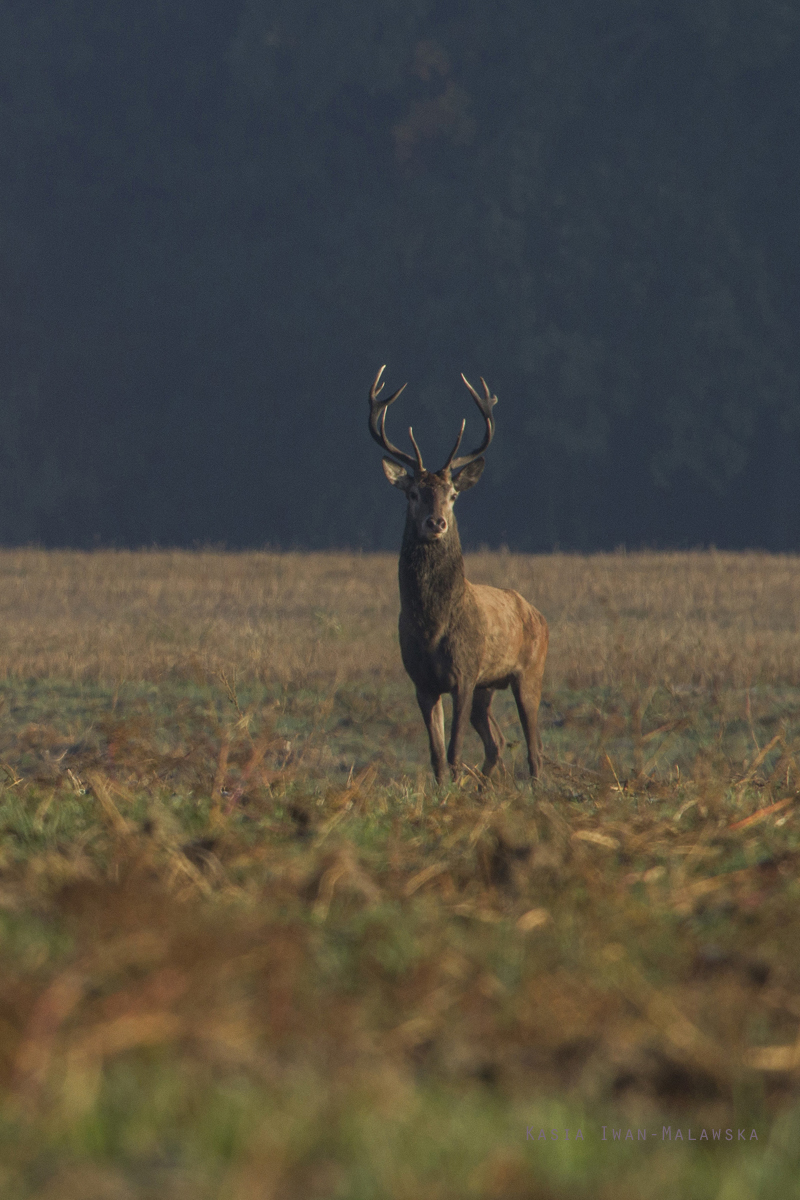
[1,548,800,1198]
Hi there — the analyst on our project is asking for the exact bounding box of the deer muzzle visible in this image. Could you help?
[424,515,448,538]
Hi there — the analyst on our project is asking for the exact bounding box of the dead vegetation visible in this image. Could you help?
[0,547,799,688]
[0,549,799,1197]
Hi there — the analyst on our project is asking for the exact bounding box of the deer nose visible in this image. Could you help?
[425,516,448,535]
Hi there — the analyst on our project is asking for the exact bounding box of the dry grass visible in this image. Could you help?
[0,549,799,1198]
[1,547,799,688]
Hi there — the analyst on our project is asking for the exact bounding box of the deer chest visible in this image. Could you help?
[398,614,483,694]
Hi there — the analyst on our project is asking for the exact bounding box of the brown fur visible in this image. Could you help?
[385,462,548,785]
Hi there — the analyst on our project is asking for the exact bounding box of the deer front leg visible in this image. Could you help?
[416,689,447,785]
[447,682,476,780]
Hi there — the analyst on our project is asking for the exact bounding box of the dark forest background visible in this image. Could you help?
[1,0,799,551]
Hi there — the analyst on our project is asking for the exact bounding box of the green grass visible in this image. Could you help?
[0,669,799,1197]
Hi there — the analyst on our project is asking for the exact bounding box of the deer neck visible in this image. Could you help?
[398,515,467,635]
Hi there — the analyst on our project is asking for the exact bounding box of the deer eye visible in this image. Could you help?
[409,489,419,501]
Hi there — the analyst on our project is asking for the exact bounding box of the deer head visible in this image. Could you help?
[368,367,497,542]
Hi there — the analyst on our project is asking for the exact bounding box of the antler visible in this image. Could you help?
[368,366,423,473]
[443,374,497,471]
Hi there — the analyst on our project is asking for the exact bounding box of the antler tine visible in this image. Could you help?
[447,374,497,471]
[441,418,466,471]
[407,427,425,474]
[368,366,418,471]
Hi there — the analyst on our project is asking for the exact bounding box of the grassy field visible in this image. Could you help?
[1,548,800,1198]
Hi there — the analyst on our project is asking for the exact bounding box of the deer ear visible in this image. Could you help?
[382,458,414,490]
[452,458,485,492]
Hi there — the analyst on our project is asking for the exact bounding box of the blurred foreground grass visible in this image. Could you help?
[0,550,800,1198]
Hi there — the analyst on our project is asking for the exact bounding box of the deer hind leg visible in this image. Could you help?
[511,671,543,779]
[416,689,447,785]
[470,687,505,777]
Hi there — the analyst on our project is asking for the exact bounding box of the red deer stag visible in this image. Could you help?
[369,366,548,785]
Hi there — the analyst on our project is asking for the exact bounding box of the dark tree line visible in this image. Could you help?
[1,0,798,550]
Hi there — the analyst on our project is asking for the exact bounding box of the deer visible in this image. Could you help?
[369,366,548,785]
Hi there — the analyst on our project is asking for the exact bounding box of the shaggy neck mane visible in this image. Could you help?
[398,512,466,630]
